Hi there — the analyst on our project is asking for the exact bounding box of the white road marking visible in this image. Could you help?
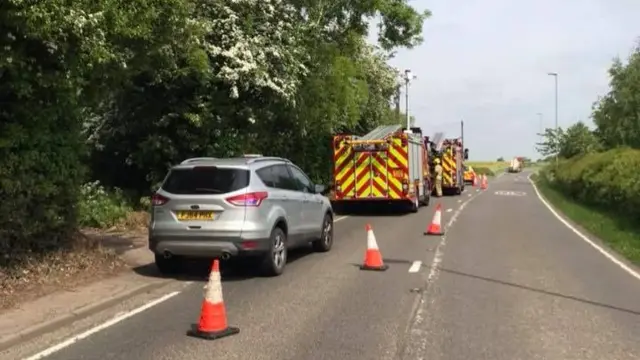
[334,216,348,222]
[494,190,526,196]
[407,188,482,355]
[23,291,181,360]
[528,173,640,282]
[457,199,462,203]
[408,261,422,273]
[468,193,472,197]
[446,208,452,213]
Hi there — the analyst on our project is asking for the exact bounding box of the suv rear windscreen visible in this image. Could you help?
[161,166,249,195]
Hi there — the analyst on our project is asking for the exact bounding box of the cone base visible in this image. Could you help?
[424,231,444,236]
[360,264,388,271]
[187,324,240,340]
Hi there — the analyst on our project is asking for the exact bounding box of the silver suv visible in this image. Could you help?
[148,155,335,276]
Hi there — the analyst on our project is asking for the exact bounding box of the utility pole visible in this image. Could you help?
[547,72,558,167]
[460,119,464,149]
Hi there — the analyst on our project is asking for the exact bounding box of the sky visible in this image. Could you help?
[370,0,640,161]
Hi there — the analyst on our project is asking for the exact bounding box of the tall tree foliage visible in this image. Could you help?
[0,0,428,259]
[591,44,640,149]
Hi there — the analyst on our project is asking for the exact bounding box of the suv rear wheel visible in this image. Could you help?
[261,226,287,276]
[312,213,333,252]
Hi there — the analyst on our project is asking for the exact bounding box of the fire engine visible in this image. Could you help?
[331,124,431,212]
[425,130,469,195]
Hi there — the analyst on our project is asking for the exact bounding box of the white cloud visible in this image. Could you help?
[373,0,640,160]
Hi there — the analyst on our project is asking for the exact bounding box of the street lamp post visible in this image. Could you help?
[403,69,417,130]
[547,72,558,167]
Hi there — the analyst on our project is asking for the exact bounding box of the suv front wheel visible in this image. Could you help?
[261,226,288,276]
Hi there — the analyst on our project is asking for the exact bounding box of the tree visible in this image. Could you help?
[558,122,601,158]
[536,127,564,158]
[591,43,640,149]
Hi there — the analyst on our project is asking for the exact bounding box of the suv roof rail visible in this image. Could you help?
[242,153,263,158]
[247,156,290,164]
[180,157,218,164]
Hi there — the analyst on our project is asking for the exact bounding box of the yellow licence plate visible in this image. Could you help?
[176,211,215,221]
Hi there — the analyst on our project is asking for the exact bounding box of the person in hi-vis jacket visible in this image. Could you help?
[434,158,443,197]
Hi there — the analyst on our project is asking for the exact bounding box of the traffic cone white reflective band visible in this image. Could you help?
[432,209,441,225]
[365,224,379,250]
[204,261,223,304]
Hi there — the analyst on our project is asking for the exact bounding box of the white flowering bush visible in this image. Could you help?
[197,0,308,103]
[77,181,132,228]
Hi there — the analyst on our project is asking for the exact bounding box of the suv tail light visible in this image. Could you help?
[226,191,268,207]
[151,193,169,206]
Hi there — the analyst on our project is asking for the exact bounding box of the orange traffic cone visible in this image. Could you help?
[424,203,444,236]
[360,224,388,271]
[187,259,239,340]
[472,175,478,187]
[481,175,488,190]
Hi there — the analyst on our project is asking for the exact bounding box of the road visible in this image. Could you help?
[14,172,640,360]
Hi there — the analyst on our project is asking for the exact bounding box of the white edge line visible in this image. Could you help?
[334,216,348,222]
[528,173,640,281]
[408,261,422,273]
[23,291,181,360]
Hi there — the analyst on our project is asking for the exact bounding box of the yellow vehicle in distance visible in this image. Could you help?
[463,165,476,184]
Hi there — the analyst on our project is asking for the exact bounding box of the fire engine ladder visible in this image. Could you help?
[431,132,445,152]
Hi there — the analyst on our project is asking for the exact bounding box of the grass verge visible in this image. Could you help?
[0,211,149,312]
[0,234,128,311]
[531,174,640,265]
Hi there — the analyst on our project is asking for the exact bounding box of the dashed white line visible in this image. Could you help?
[528,173,640,282]
[334,216,348,222]
[446,208,453,213]
[408,261,422,273]
[23,291,181,360]
[405,188,483,356]
[457,199,462,203]
[468,193,472,197]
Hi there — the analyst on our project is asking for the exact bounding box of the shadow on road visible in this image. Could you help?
[439,267,640,317]
[132,246,315,283]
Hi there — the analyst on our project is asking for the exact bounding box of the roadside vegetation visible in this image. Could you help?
[534,42,640,265]
[0,0,429,309]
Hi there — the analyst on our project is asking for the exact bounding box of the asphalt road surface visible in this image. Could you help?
[21,172,640,360]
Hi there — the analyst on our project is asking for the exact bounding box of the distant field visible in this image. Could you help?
[466,161,509,172]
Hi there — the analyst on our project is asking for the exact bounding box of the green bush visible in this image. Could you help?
[473,167,496,177]
[548,148,640,220]
[77,182,132,229]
